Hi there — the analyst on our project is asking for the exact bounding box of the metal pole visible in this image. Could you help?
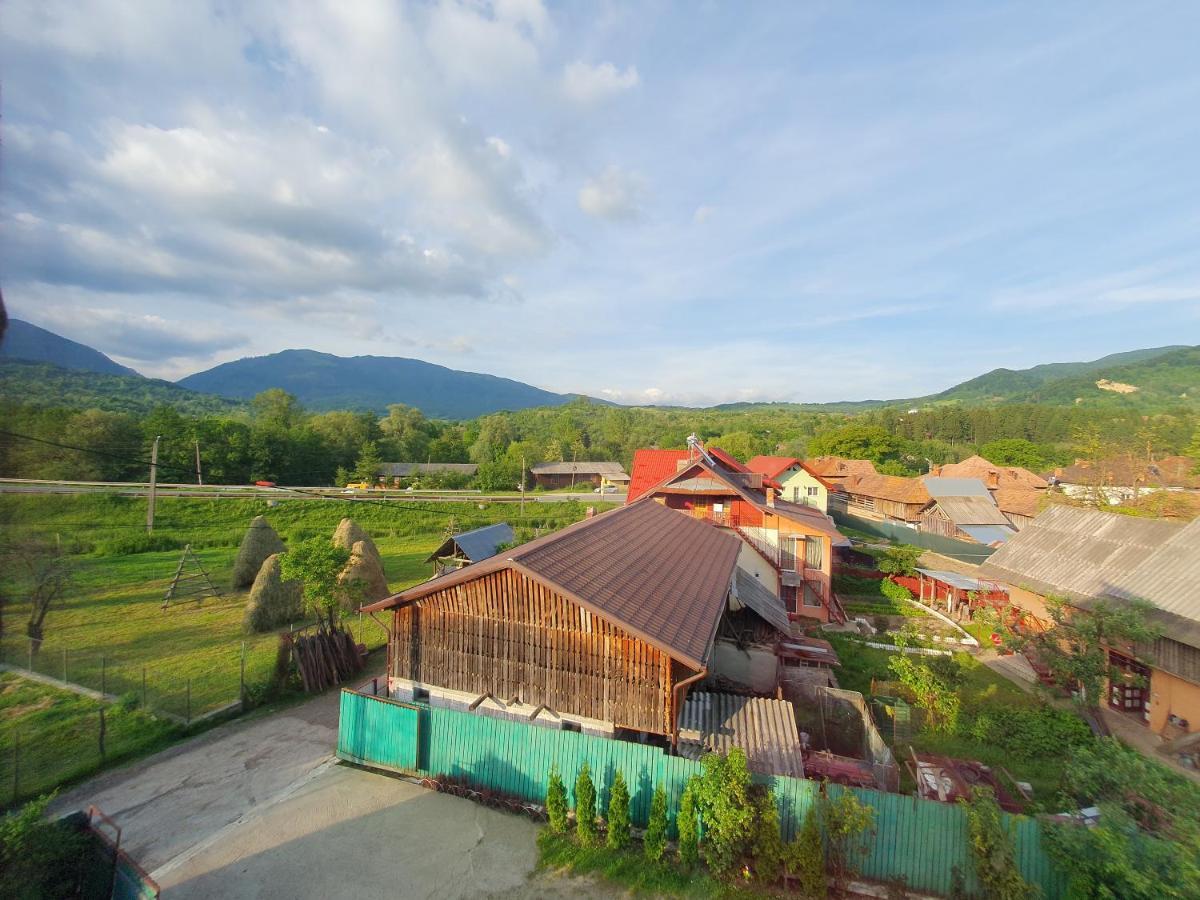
[195,439,203,487]
[101,655,106,697]
[98,708,106,758]
[147,435,161,533]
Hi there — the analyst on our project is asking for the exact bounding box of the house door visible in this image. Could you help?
[1108,650,1150,719]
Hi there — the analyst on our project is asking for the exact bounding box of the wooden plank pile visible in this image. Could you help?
[287,624,364,692]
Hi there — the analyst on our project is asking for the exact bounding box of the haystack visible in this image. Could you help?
[244,553,304,632]
[338,539,390,605]
[233,516,286,588]
[332,518,379,556]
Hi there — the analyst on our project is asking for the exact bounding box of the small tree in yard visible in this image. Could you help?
[279,538,353,629]
[574,763,598,846]
[749,788,785,884]
[992,595,1160,712]
[875,544,923,577]
[785,805,826,898]
[677,779,700,867]
[606,770,631,850]
[823,789,875,893]
[1,537,73,656]
[546,767,569,834]
[963,787,1036,900]
[643,784,669,862]
[694,748,756,875]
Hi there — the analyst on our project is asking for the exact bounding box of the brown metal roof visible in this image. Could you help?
[933,455,1048,490]
[364,501,742,669]
[840,473,931,505]
[992,487,1044,519]
[805,456,878,480]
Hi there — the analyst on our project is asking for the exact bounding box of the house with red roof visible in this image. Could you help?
[747,456,834,513]
[627,440,849,624]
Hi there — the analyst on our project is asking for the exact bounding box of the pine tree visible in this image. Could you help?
[643,784,669,862]
[785,806,826,898]
[546,767,569,834]
[575,763,597,846]
[677,779,700,867]
[606,770,631,850]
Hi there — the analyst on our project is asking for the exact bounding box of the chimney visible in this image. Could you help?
[766,487,776,507]
[986,471,1000,490]
[585,506,596,519]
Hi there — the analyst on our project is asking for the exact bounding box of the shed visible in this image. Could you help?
[529,461,628,490]
[425,522,514,574]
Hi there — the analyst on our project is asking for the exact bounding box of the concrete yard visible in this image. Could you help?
[51,684,611,897]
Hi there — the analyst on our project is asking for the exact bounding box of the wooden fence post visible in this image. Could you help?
[98,708,107,759]
[101,655,107,697]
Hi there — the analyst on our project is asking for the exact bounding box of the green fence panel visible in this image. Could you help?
[830,510,997,564]
[336,691,420,773]
[336,691,1066,897]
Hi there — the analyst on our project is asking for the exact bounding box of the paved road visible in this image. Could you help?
[0,479,624,505]
[50,682,613,897]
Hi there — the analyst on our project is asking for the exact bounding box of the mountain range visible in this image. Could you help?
[1,317,1197,418]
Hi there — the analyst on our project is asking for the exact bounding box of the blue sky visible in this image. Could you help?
[3,1,1198,404]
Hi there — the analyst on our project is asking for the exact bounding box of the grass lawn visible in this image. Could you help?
[825,633,1081,805]
[0,494,602,720]
[0,672,178,805]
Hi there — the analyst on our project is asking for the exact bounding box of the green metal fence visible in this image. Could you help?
[337,690,1066,896]
[829,509,998,564]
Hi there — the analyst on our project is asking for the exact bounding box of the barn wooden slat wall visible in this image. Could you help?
[338,690,1068,898]
[389,568,674,734]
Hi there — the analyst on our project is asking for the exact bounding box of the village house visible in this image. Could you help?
[362,501,795,746]
[828,473,930,525]
[930,454,1048,531]
[746,455,834,511]
[377,462,478,487]
[529,460,629,490]
[804,456,879,489]
[425,522,514,576]
[980,505,1200,735]
[919,477,1015,545]
[1051,455,1199,505]
[627,441,849,623]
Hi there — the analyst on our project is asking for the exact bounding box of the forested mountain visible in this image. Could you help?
[178,349,584,418]
[0,319,141,376]
[0,361,241,416]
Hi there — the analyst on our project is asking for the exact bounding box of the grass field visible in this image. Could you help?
[0,672,178,804]
[0,492,606,801]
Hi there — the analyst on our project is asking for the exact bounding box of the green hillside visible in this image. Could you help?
[1021,345,1200,409]
[0,360,241,416]
[0,318,141,377]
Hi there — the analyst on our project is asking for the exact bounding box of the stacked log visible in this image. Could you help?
[287,624,364,693]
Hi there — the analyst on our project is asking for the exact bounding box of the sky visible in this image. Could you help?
[3,1,1199,406]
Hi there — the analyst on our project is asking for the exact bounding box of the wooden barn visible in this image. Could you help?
[363,501,788,742]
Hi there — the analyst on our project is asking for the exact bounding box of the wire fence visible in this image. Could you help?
[0,614,390,806]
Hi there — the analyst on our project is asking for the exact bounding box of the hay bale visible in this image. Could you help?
[233,516,286,588]
[244,553,304,632]
[332,518,373,553]
[338,539,390,606]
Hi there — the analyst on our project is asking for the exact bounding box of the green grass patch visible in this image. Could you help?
[0,672,179,806]
[536,830,745,898]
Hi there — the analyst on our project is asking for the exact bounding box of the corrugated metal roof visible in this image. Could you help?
[959,525,1014,545]
[923,477,992,498]
[1102,517,1200,649]
[678,691,805,778]
[915,568,992,592]
[934,496,1012,526]
[530,461,626,476]
[368,501,742,669]
[734,568,791,634]
[841,474,931,505]
[979,505,1181,604]
[450,523,514,563]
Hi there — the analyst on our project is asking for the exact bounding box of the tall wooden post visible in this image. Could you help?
[147,435,161,533]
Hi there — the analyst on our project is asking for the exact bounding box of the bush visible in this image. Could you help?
[786,806,826,898]
[233,516,285,588]
[880,578,913,604]
[0,794,89,899]
[643,784,669,862]
[750,788,785,883]
[95,533,183,556]
[575,763,597,846]
[694,749,756,875]
[960,705,1090,759]
[876,544,923,577]
[963,787,1036,900]
[677,779,700,867]
[606,770,631,850]
[546,767,569,834]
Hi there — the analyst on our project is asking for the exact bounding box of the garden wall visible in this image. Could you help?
[337,689,1066,897]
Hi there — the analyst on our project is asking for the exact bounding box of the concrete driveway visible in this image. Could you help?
[50,684,614,897]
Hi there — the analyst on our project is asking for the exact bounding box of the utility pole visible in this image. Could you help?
[195,439,203,486]
[520,453,526,516]
[146,435,161,533]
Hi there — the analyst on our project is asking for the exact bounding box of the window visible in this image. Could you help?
[805,537,823,570]
[803,584,823,607]
[807,486,819,496]
[792,487,801,502]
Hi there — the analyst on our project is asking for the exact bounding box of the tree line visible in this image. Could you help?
[2,391,1196,487]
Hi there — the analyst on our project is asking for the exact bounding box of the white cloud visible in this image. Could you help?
[561,60,639,104]
[578,166,645,220]
[425,0,544,89]
[693,205,715,224]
